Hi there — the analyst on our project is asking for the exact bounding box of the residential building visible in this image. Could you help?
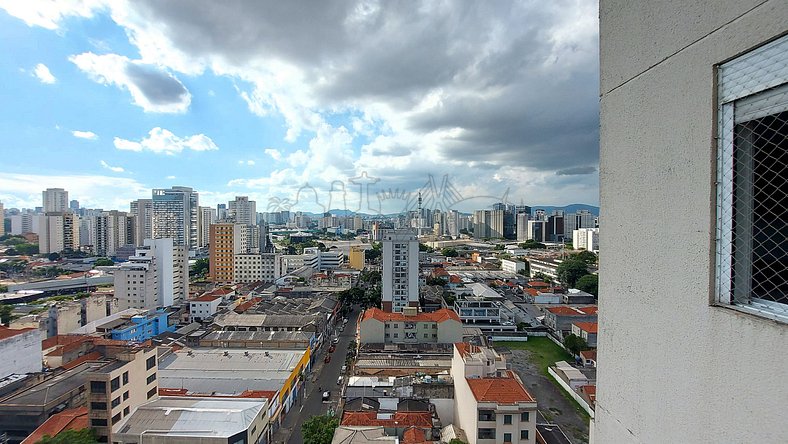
[359,307,462,345]
[452,343,537,444]
[0,326,41,378]
[129,199,153,247]
[595,2,788,442]
[233,252,283,283]
[573,228,599,252]
[152,186,198,249]
[543,306,597,338]
[228,196,256,225]
[108,310,175,342]
[382,229,419,312]
[9,212,34,235]
[190,294,223,322]
[0,201,4,236]
[453,300,502,328]
[209,223,261,283]
[515,213,529,242]
[525,220,546,243]
[197,205,216,248]
[216,203,228,221]
[93,210,134,257]
[42,188,68,213]
[571,322,597,348]
[111,397,270,444]
[546,213,565,242]
[85,347,159,443]
[501,259,526,274]
[563,210,595,241]
[114,238,187,310]
[37,212,79,254]
[349,246,365,270]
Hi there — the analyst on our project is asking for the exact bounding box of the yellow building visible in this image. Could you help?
[349,246,365,270]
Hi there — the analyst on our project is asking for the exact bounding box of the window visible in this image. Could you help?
[504,414,512,424]
[91,418,107,427]
[716,34,788,322]
[504,433,512,443]
[111,397,121,408]
[520,411,530,422]
[147,373,157,384]
[124,406,130,415]
[122,371,129,385]
[91,402,107,410]
[146,356,156,370]
[123,391,129,400]
[90,381,106,394]
[147,387,157,399]
[520,430,529,440]
[478,410,495,421]
[112,413,121,424]
[478,428,496,439]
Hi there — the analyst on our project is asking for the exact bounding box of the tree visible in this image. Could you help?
[93,257,114,267]
[519,240,546,249]
[47,252,61,262]
[443,292,457,306]
[556,258,589,287]
[302,414,339,444]
[426,277,447,286]
[574,250,598,265]
[441,247,459,257]
[418,243,434,253]
[36,428,98,444]
[449,439,468,444]
[14,243,39,255]
[576,274,598,297]
[494,244,505,250]
[459,228,469,235]
[563,333,589,356]
[0,304,14,325]
[190,258,209,277]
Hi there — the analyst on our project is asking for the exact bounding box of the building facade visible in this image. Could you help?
[595,1,788,442]
[42,188,68,213]
[381,229,420,312]
[359,307,462,344]
[130,199,153,247]
[152,187,198,249]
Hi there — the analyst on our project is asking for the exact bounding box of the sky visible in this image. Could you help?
[0,1,599,215]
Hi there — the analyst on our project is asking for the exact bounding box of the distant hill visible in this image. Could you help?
[529,204,599,216]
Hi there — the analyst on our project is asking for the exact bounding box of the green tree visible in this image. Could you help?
[442,292,457,306]
[576,274,599,297]
[36,428,98,444]
[449,439,468,444]
[14,243,39,255]
[519,240,546,249]
[426,277,447,286]
[190,258,209,277]
[563,333,589,356]
[574,250,597,265]
[0,304,14,325]
[302,414,339,444]
[418,243,434,252]
[441,247,459,257]
[556,258,589,287]
[93,257,114,267]
[47,252,61,262]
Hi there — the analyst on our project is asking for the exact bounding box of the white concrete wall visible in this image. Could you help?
[451,347,479,444]
[0,329,42,377]
[596,1,788,443]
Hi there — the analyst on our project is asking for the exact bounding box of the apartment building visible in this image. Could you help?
[228,196,256,225]
[452,343,537,444]
[209,223,261,284]
[349,246,365,270]
[129,199,153,246]
[595,2,788,441]
[572,228,599,252]
[86,347,159,443]
[381,229,419,312]
[233,252,282,283]
[37,212,79,254]
[359,307,462,345]
[114,238,187,310]
[543,306,597,338]
[152,186,198,249]
[93,210,134,257]
[42,188,68,213]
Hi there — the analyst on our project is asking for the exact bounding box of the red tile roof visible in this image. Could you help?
[466,372,535,404]
[545,306,598,316]
[0,326,36,341]
[454,342,482,358]
[341,411,433,428]
[361,307,460,323]
[234,297,262,314]
[193,294,223,302]
[579,350,597,361]
[61,351,103,370]
[528,281,550,288]
[20,407,88,444]
[573,322,598,334]
[449,275,463,284]
[403,427,429,443]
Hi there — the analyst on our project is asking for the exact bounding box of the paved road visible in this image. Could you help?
[274,307,359,444]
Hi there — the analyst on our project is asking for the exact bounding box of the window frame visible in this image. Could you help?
[714,33,788,323]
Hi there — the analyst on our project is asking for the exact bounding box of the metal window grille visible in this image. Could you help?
[716,34,788,322]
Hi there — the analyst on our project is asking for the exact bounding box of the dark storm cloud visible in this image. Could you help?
[125,64,190,106]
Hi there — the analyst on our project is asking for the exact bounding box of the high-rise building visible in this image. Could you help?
[526,220,547,242]
[516,213,530,242]
[216,203,228,221]
[130,199,153,247]
[151,187,198,249]
[547,213,565,242]
[208,223,260,284]
[9,212,34,235]
[381,229,419,312]
[0,201,4,237]
[37,212,80,254]
[198,206,216,248]
[69,200,79,211]
[349,246,365,270]
[228,196,256,225]
[573,228,599,252]
[42,188,68,213]
[473,210,490,239]
[114,238,187,309]
[564,209,596,240]
[93,211,134,257]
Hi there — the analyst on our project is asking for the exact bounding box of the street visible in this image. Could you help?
[273,307,360,443]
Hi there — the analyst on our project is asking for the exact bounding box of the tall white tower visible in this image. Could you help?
[381,229,419,312]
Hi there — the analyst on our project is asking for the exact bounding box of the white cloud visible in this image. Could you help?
[72,130,98,140]
[166,175,176,180]
[238,160,255,166]
[0,0,104,30]
[69,52,191,113]
[0,172,147,210]
[264,148,282,161]
[114,127,218,155]
[33,63,56,84]
[100,160,124,172]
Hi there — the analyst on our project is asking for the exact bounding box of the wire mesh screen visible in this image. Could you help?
[716,35,788,319]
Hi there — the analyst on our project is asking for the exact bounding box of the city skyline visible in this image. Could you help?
[0,1,599,212]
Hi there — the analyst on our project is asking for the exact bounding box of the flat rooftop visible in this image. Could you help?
[158,348,307,395]
[115,396,266,439]
[0,362,105,407]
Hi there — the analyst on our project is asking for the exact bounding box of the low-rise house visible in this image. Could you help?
[189,293,223,322]
[579,350,597,368]
[542,306,597,338]
[452,343,537,444]
[359,308,462,345]
[570,322,598,347]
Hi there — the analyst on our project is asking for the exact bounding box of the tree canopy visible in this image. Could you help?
[190,258,209,277]
[36,428,98,444]
[302,414,339,444]
[563,333,590,356]
[576,274,598,297]
[441,247,459,257]
[519,240,546,249]
[556,258,589,287]
[574,250,598,265]
[93,257,114,267]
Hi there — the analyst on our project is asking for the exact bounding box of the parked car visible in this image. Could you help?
[328,345,336,353]
[340,365,347,373]
[324,355,331,363]
[336,376,343,385]
[322,391,330,402]
[332,337,339,345]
